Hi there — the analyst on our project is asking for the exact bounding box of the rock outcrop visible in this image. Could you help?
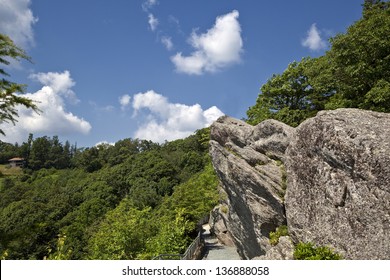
[209,116,294,259]
[209,109,390,260]
[254,236,294,260]
[285,109,390,259]
[209,202,236,247]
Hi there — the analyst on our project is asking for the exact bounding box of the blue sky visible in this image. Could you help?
[0,0,364,147]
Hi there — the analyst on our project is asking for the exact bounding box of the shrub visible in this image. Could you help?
[293,242,342,260]
[269,225,289,246]
[220,205,229,214]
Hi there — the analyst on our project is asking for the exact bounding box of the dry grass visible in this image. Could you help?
[0,164,23,176]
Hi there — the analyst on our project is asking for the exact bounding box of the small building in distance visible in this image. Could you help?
[8,157,26,168]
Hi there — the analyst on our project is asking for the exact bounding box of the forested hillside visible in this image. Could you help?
[0,128,219,259]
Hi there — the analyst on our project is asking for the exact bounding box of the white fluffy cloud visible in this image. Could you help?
[142,0,158,12]
[29,71,79,104]
[171,10,243,75]
[0,0,38,48]
[161,36,173,50]
[148,13,159,31]
[132,90,224,142]
[95,141,115,147]
[302,23,326,51]
[0,71,91,144]
[119,94,131,110]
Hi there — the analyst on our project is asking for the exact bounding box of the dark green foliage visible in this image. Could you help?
[158,162,219,227]
[87,162,219,260]
[0,168,118,259]
[326,2,390,111]
[87,201,154,260]
[294,242,342,260]
[0,128,218,259]
[247,58,329,127]
[0,141,20,163]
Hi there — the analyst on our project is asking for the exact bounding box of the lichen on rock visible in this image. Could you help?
[285,109,390,259]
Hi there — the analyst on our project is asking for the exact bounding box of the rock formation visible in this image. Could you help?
[285,109,390,259]
[254,236,294,260]
[209,116,294,259]
[209,109,390,260]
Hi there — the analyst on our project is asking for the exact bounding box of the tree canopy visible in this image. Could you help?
[0,128,219,260]
[247,1,390,126]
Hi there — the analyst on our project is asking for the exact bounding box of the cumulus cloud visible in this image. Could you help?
[148,13,159,31]
[0,71,91,144]
[95,141,115,147]
[161,36,174,50]
[29,71,79,104]
[171,10,243,75]
[119,94,131,110]
[302,23,327,51]
[132,90,224,142]
[89,101,114,113]
[0,0,38,48]
[142,0,158,12]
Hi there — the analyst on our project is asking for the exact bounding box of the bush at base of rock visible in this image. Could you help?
[293,242,342,260]
[269,225,289,246]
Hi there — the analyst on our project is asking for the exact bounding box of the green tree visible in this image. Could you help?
[0,34,38,135]
[247,58,324,127]
[28,136,51,170]
[18,133,34,161]
[45,234,72,260]
[247,1,390,126]
[0,140,19,163]
[0,129,216,260]
[73,147,103,172]
[87,200,154,260]
[143,209,193,259]
[157,162,219,231]
[326,1,390,111]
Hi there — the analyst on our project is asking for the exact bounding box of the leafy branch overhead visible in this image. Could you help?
[0,34,39,136]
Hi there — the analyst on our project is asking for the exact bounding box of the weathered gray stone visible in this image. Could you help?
[209,116,293,259]
[209,205,235,247]
[251,119,294,161]
[254,236,294,260]
[285,109,390,259]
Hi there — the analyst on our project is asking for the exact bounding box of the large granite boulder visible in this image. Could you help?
[209,116,294,259]
[285,109,390,259]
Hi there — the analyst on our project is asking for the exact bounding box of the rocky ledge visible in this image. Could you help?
[209,109,390,260]
[209,116,294,259]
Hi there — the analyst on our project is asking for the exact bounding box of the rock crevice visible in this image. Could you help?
[209,116,293,259]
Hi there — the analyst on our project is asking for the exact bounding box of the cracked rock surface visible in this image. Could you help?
[209,116,293,259]
[285,109,390,259]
